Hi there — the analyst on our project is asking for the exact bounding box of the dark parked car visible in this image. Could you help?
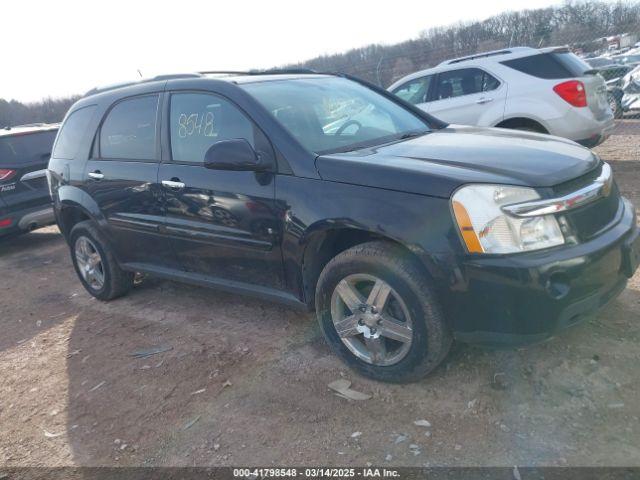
[48,72,640,382]
[0,123,58,237]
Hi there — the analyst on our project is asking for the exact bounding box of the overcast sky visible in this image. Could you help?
[2,0,570,102]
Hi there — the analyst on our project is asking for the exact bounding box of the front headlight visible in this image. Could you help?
[452,184,565,254]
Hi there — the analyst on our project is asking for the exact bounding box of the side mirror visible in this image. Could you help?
[203,139,266,171]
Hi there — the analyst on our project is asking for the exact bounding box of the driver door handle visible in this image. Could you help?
[476,97,494,105]
[88,170,104,180]
[162,179,186,190]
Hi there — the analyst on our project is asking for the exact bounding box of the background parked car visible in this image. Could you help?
[0,123,58,238]
[621,65,640,114]
[609,51,640,69]
[587,62,635,118]
[388,46,615,147]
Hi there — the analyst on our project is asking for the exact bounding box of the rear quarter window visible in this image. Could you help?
[53,105,97,160]
[501,52,590,80]
[0,130,58,165]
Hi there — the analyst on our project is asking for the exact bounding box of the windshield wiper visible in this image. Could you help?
[321,130,430,155]
[398,129,429,140]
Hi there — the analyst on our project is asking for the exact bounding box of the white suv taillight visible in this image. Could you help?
[553,80,587,108]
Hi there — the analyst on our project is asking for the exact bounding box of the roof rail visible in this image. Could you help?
[199,70,252,75]
[11,123,49,128]
[85,81,140,97]
[439,47,536,66]
[258,68,318,75]
[199,68,318,76]
[84,73,203,97]
[2,122,58,130]
[85,69,321,97]
[151,73,202,81]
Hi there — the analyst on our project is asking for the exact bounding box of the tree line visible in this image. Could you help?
[0,97,79,129]
[2,0,639,126]
[288,0,640,87]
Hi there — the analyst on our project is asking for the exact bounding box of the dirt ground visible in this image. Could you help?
[1,120,639,468]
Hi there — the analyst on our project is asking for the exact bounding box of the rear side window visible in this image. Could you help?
[502,52,590,79]
[0,130,57,165]
[53,105,97,160]
[100,95,159,160]
[169,93,255,164]
[392,75,433,105]
[435,68,500,100]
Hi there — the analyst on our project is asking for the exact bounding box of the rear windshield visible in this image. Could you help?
[0,130,57,165]
[502,51,592,79]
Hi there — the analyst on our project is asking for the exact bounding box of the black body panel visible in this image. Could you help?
[47,73,638,346]
[82,159,178,268]
[317,126,599,198]
[158,165,285,289]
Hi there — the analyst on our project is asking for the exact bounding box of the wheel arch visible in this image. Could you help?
[494,116,549,133]
[56,185,106,239]
[299,225,437,308]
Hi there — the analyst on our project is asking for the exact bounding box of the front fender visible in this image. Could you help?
[277,176,461,302]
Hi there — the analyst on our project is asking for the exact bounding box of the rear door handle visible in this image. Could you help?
[88,171,104,180]
[162,179,186,190]
[476,97,493,105]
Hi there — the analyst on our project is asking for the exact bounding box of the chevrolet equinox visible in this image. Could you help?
[48,71,640,382]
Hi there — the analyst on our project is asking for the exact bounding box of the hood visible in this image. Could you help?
[316,125,599,198]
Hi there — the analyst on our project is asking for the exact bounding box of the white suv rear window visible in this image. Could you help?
[501,52,591,79]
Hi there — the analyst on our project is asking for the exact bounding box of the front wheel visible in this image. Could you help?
[315,241,452,383]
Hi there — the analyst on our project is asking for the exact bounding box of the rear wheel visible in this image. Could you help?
[69,221,133,301]
[315,241,452,383]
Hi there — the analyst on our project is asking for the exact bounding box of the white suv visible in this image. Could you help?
[388,47,615,147]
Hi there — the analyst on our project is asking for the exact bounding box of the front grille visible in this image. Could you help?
[553,164,622,241]
[565,183,621,241]
[552,163,603,196]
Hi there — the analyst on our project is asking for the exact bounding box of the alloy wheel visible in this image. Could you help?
[330,273,413,366]
[75,236,105,291]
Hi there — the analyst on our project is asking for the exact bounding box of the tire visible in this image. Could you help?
[315,241,452,383]
[512,124,546,134]
[608,93,624,119]
[69,220,134,301]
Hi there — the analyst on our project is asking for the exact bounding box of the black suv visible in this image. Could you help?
[48,72,640,382]
[1,123,58,237]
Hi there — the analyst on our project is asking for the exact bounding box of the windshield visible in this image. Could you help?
[242,77,431,154]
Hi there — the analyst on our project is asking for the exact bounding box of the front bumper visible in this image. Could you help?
[444,197,639,346]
